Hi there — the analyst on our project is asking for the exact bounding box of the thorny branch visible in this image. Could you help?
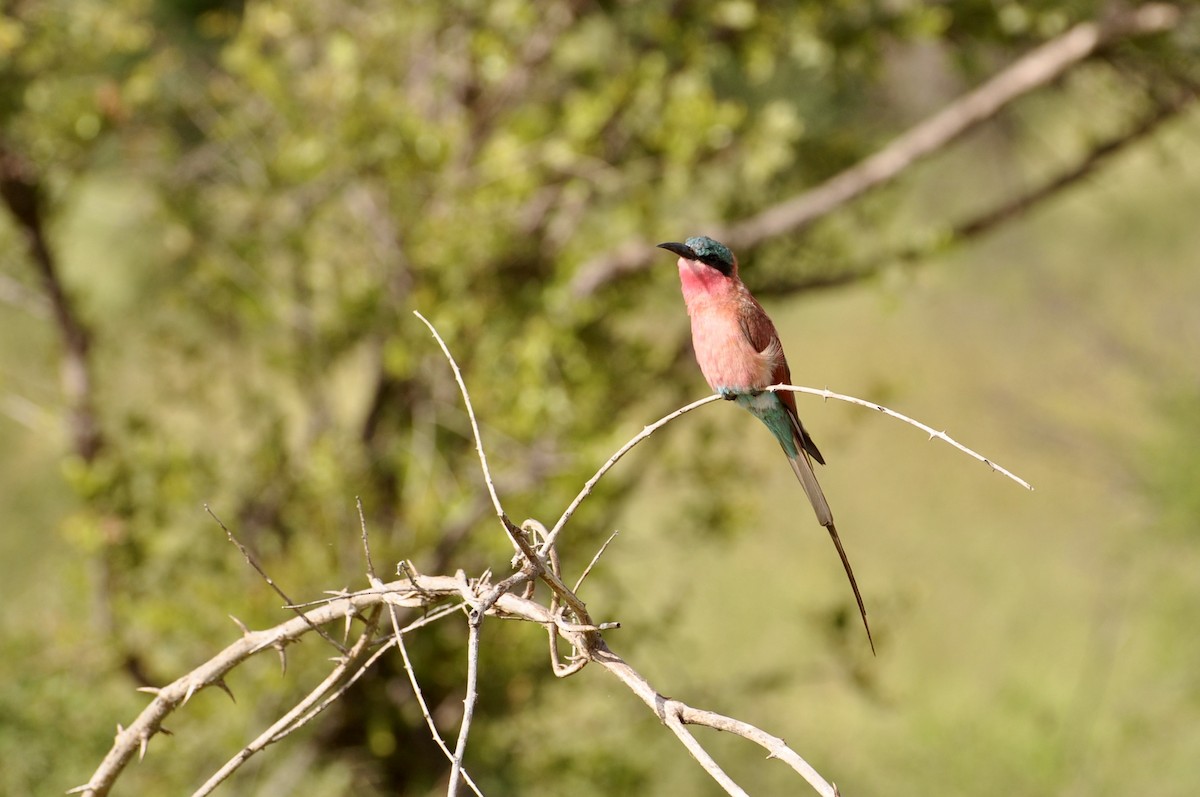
[190,607,383,797]
[767,385,1032,490]
[543,381,1031,554]
[77,317,1032,797]
[71,571,838,797]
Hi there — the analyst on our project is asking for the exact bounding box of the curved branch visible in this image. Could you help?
[544,381,1031,556]
[745,74,1198,299]
[414,311,508,527]
[569,2,1185,298]
[950,84,1196,243]
[590,640,837,797]
[766,385,1032,490]
[190,608,383,797]
[540,394,722,554]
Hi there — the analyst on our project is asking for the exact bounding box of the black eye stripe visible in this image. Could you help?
[699,254,732,273]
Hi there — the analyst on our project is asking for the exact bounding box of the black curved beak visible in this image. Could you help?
[657,241,697,260]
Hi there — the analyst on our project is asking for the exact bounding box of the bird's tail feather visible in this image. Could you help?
[786,450,832,527]
[785,449,876,655]
[823,517,875,655]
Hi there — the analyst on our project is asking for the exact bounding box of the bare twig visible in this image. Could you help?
[540,394,723,554]
[75,572,838,797]
[206,505,349,653]
[545,382,1031,553]
[507,517,593,625]
[568,2,1185,297]
[375,573,487,797]
[191,608,382,797]
[674,702,836,797]
[413,311,507,525]
[780,80,1200,291]
[415,309,544,593]
[950,85,1196,243]
[413,312,607,659]
[357,496,379,581]
[709,77,1199,301]
[590,639,837,797]
[447,611,483,797]
[572,530,619,593]
[766,385,1032,490]
[661,708,749,797]
[74,581,435,797]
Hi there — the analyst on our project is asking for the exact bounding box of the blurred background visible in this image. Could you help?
[2,1,1198,794]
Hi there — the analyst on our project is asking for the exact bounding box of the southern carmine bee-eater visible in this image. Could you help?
[658,236,874,653]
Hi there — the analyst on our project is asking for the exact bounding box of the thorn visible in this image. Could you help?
[598,621,621,630]
[138,733,148,761]
[765,751,778,760]
[65,784,92,794]
[214,678,236,704]
[182,680,199,706]
[136,686,161,696]
[229,615,250,635]
[158,726,174,736]
[115,723,124,736]
[274,641,288,674]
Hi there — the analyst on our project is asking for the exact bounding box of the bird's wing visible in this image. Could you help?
[736,296,788,382]
[737,297,825,465]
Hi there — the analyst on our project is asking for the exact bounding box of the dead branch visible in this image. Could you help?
[76,315,1036,797]
[206,504,349,654]
[447,609,483,797]
[73,575,475,797]
[190,607,383,797]
[542,381,1030,558]
[73,571,838,797]
[569,2,1185,298]
[950,85,1197,243]
[0,142,103,460]
[766,385,1032,490]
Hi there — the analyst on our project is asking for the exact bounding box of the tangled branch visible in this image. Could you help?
[75,313,1031,797]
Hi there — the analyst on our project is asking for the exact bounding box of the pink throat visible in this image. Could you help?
[677,258,733,304]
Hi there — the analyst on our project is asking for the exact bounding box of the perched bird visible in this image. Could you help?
[658,235,873,653]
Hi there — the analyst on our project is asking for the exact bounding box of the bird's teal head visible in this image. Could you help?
[656,235,737,276]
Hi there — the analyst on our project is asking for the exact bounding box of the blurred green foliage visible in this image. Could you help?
[1,0,1198,794]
